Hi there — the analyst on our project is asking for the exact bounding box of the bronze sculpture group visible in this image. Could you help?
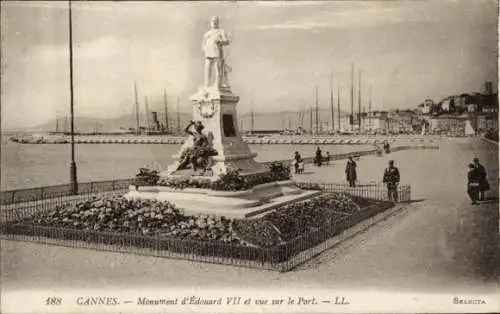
[176,120,218,172]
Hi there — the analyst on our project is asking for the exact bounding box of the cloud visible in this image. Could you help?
[2,32,192,129]
[252,1,329,7]
[250,2,444,31]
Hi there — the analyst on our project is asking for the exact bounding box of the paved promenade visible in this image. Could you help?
[1,138,498,294]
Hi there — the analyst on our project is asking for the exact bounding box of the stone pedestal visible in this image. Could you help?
[126,181,321,219]
[163,86,267,178]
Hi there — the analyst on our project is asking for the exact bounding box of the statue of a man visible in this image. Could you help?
[202,16,230,88]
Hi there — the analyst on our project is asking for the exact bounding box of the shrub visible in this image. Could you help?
[135,168,159,186]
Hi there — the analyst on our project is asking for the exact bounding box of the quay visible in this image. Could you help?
[8,134,449,145]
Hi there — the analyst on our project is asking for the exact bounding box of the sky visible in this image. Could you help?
[1,0,498,129]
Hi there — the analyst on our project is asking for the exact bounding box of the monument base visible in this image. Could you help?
[124,181,321,219]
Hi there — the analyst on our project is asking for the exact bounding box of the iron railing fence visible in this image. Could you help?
[0,182,409,271]
[1,179,135,206]
[0,182,410,222]
[296,182,411,203]
[0,189,128,223]
[0,203,394,272]
[261,149,380,168]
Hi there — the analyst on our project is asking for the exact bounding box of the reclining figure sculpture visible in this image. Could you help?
[176,120,218,172]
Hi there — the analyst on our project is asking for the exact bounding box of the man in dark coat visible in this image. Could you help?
[293,151,302,174]
[314,147,322,167]
[467,163,481,205]
[345,156,357,187]
[473,157,489,201]
[383,160,400,202]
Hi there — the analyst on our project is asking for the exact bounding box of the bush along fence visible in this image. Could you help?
[295,182,412,203]
[0,182,410,272]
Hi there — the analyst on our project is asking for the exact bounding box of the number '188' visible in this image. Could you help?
[45,297,62,306]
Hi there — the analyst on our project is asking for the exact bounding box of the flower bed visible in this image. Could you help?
[234,193,360,246]
[2,191,395,268]
[141,162,292,192]
[27,196,239,243]
[13,192,392,252]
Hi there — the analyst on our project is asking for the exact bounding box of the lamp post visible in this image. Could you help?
[69,0,78,194]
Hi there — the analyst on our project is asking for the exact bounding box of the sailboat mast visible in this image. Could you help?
[176,97,181,133]
[250,95,254,134]
[315,85,319,134]
[358,68,362,131]
[164,89,169,132]
[309,106,313,134]
[330,71,334,132]
[134,82,140,134]
[251,110,254,134]
[350,63,354,131]
[55,118,59,133]
[369,85,372,131]
[337,84,341,131]
[144,96,149,133]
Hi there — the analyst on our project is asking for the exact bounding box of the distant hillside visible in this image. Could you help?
[14,107,348,133]
[238,108,349,131]
[30,112,191,134]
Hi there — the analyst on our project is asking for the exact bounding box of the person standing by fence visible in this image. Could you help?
[467,163,481,205]
[383,160,400,202]
[473,157,489,201]
[314,147,323,167]
[293,151,303,174]
[345,156,357,187]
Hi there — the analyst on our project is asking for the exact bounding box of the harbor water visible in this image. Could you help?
[1,135,372,190]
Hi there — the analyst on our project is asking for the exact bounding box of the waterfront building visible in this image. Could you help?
[427,115,467,135]
[417,99,434,114]
[364,111,388,132]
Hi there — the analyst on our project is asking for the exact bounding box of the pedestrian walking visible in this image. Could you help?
[345,156,357,187]
[383,160,400,202]
[467,163,481,205]
[383,140,391,154]
[473,157,489,201]
[325,152,331,165]
[314,147,322,167]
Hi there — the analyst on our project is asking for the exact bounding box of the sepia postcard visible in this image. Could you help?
[1,0,499,313]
